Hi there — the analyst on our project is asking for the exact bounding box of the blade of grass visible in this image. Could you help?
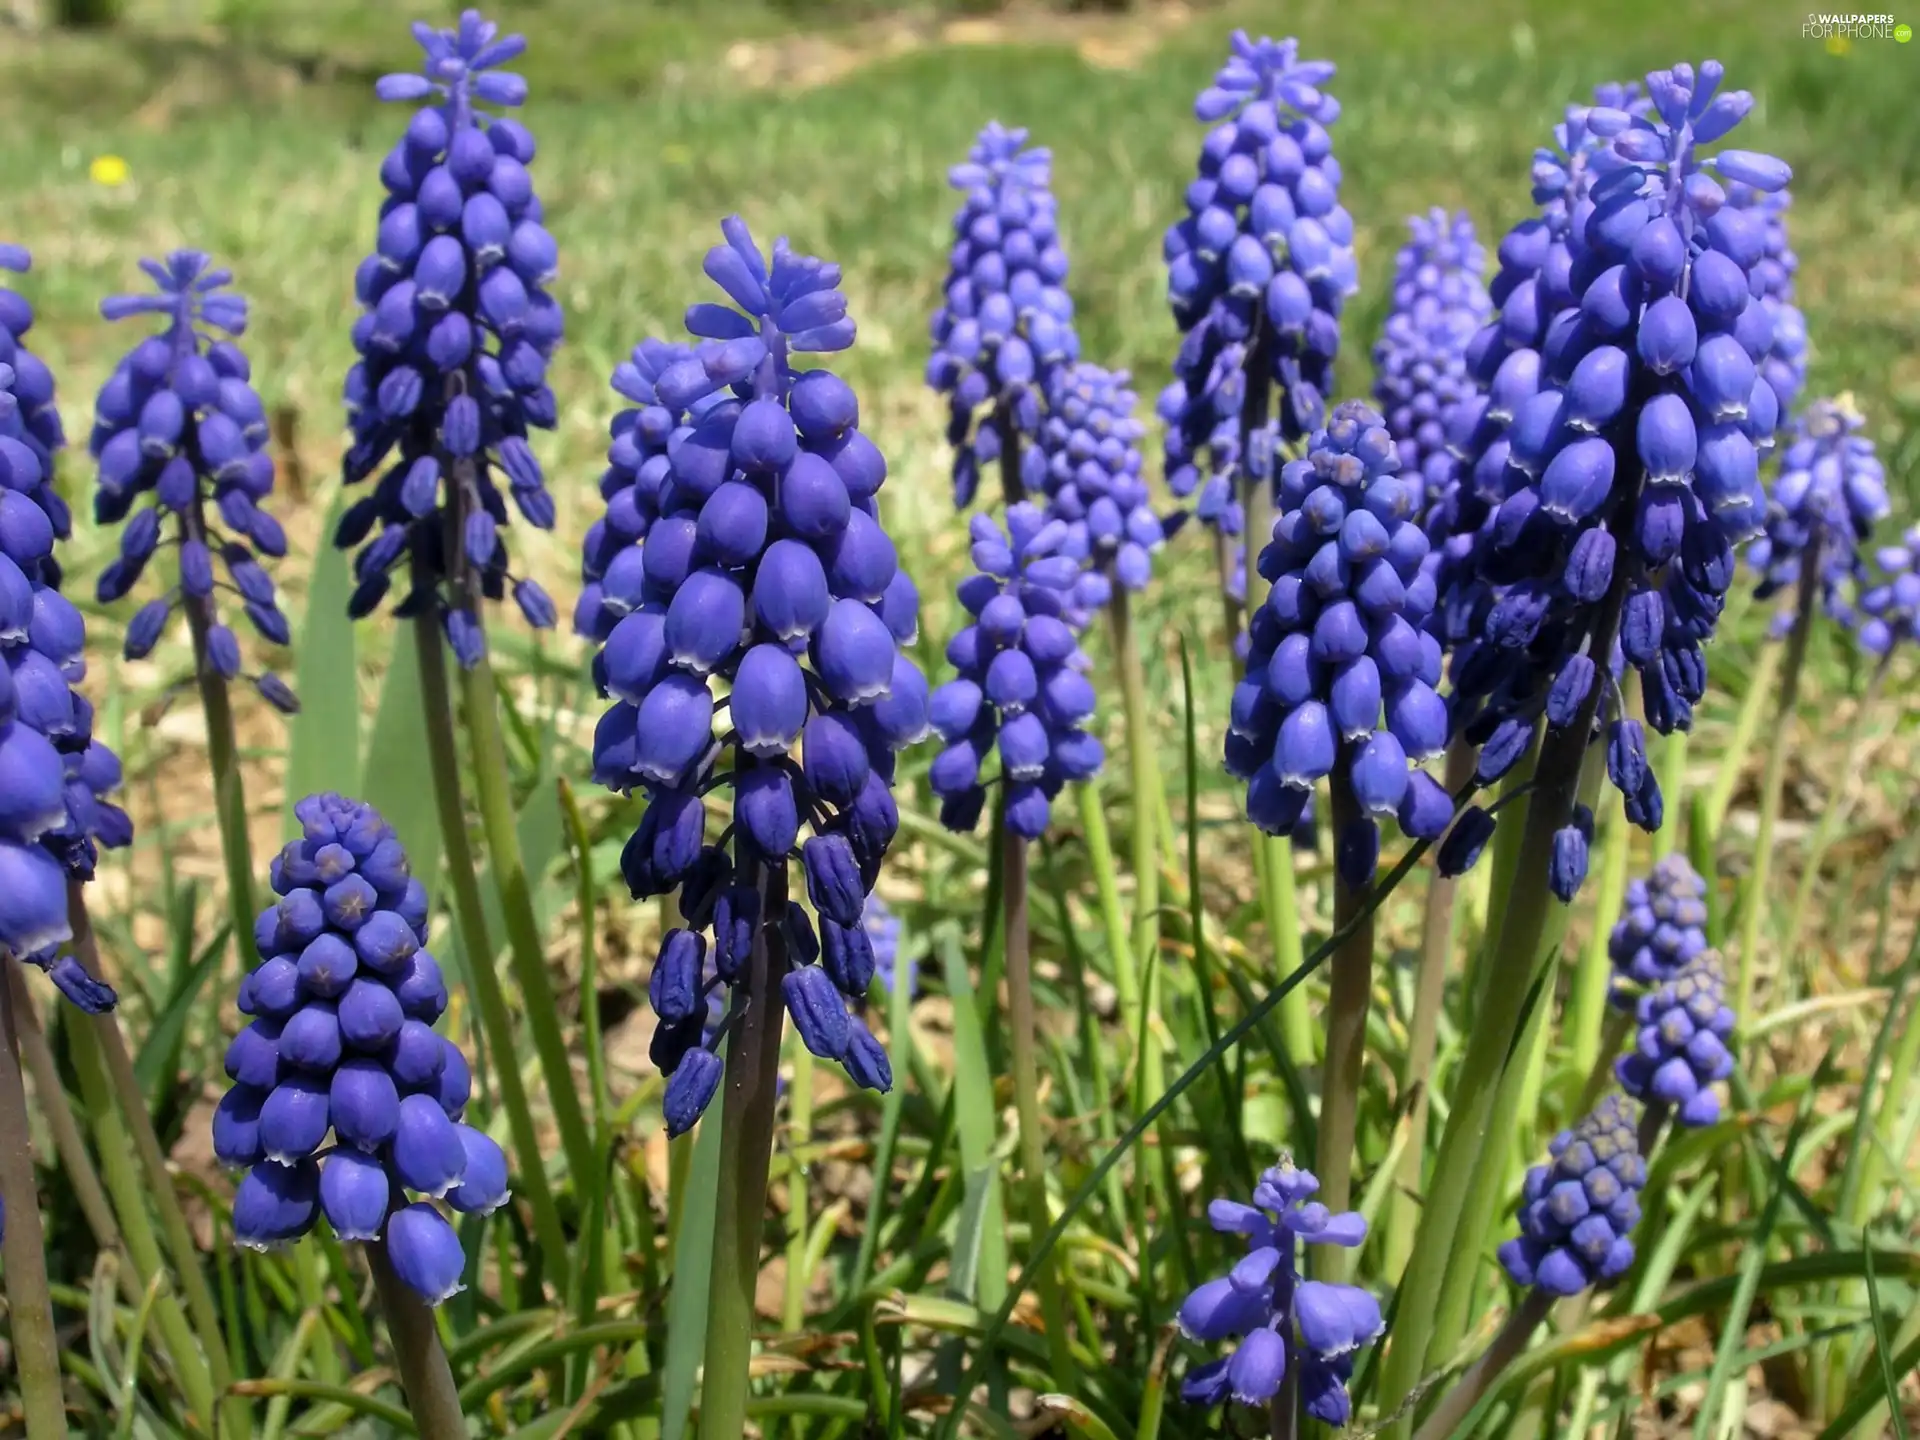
[661,1111,722,1440]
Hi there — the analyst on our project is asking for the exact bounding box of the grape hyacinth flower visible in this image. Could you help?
[1615,949,1735,1126]
[590,218,927,1136]
[574,337,696,641]
[1607,853,1709,1003]
[1034,362,1172,618]
[1158,31,1357,558]
[216,794,506,1305]
[88,252,295,710]
[1370,209,1491,503]
[1,360,132,1012]
[1497,1095,1645,1296]
[337,9,560,664]
[1177,1157,1382,1423]
[0,245,66,490]
[1444,63,1791,870]
[1725,180,1806,422]
[928,503,1105,840]
[1746,398,1887,628]
[1855,521,1920,657]
[928,123,1078,509]
[1225,400,1454,864]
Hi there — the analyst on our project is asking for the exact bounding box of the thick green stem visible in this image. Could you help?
[1733,565,1817,1025]
[1385,737,1475,1280]
[366,1237,467,1440]
[1077,785,1141,1061]
[1466,729,1542,1009]
[1259,833,1314,1066]
[1376,585,1625,1437]
[1781,656,1890,975]
[413,613,569,1287]
[701,862,791,1440]
[1002,830,1077,1389]
[65,884,244,1436]
[1109,591,1166,1106]
[1315,773,1371,1273]
[1653,732,1687,860]
[1215,527,1244,644]
[1567,790,1630,1082]
[458,651,596,1194]
[183,593,260,965]
[1410,1290,1553,1440]
[0,957,70,1439]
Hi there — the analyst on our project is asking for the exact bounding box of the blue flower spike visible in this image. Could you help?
[1747,396,1888,634]
[1856,521,1920,657]
[929,123,1079,509]
[589,217,927,1136]
[1177,1157,1381,1425]
[929,502,1104,840]
[89,251,295,711]
[1615,949,1736,1127]
[1498,1095,1645,1297]
[338,8,561,663]
[1606,853,1708,1004]
[219,794,502,1304]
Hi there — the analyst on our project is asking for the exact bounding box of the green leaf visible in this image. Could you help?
[939,927,1007,1311]
[134,918,230,1099]
[360,635,442,884]
[661,1113,723,1440]
[281,494,359,840]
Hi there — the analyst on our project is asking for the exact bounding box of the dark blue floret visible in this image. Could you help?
[338,8,560,664]
[88,251,295,711]
[591,218,927,1134]
[219,793,505,1304]
[929,123,1079,509]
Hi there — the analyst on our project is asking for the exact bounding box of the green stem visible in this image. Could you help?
[1567,788,1630,1082]
[1259,832,1314,1067]
[1110,589,1161,995]
[782,1043,814,1335]
[1653,731,1687,860]
[701,861,791,1440]
[1215,528,1244,643]
[1002,830,1077,1390]
[1466,728,1541,1009]
[1780,656,1890,976]
[1410,1290,1553,1440]
[0,956,70,1440]
[366,1236,467,1440]
[458,650,597,1194]
[412,613,570,1288]
[1315,772,1372,1272]
[65,884,247,1439]
[183,593,259,964]
[1733,565,1817,1025]
[1385,736,1475,1280]
[1376,577,1626,1438]
[1077,785,1140,1049]
[1702,637,1782,845]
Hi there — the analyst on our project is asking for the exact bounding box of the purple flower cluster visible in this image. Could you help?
[1370,208,1491,502]
[928,504,1104,840]
[0,246,66,494]
[1497,1095,1645,1297]
[1158,31,1357,550]
[1,352,131,1013]
[1607,853,1709,1004]
[1035,362,1170,618]
[215,794,505,1305]
[1747,399,1887,629]
[588,219,926,1136]
[88,252,295,713]
[1856,521,1920,656]
[1725,179,1805,423]
[1226,401,1454,869]
[1615,949,1735,1127]
[1445,63,1791,878]
[1177,1158,1381,1423]
[928,123,1078,509]
[337,9,560,665]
